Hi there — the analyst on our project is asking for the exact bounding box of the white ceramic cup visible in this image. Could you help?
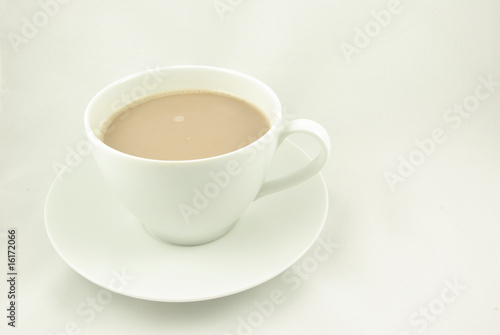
[84,66,330,245]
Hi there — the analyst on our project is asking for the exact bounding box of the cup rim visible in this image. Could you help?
[84,65,283,164]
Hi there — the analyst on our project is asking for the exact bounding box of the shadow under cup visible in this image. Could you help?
[84,66,283,245]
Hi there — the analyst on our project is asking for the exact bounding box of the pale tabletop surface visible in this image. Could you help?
[1,1,500,334]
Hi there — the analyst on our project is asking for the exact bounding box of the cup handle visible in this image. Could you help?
[255,119,331,200]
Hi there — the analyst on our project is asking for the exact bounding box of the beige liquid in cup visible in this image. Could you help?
[101,90,271,160]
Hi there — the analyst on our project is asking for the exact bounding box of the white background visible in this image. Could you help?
[1,0,500,334]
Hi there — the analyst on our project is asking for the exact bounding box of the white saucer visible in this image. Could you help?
[44,140,328,302]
